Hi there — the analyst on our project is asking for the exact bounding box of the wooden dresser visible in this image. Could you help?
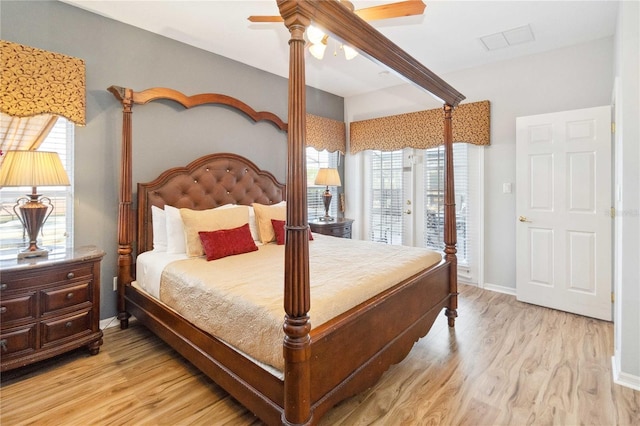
[309,218,354,239]
[0,246,104,372]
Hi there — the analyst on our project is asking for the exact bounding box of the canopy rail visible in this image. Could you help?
[108,86,287,131]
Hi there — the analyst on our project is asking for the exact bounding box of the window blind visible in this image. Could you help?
[369,150,404,245]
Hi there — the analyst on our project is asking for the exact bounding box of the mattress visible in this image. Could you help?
[137,234,442,372]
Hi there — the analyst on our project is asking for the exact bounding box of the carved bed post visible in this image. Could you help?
[443,104,458,327]
[107,85,134,329]
[278,1,313,424]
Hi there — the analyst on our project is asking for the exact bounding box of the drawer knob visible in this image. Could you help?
[65,321,73,329]
[66,272,75,279]
[66,292,74,300]
[0,306,6,314]
[0,339,6,352]
[0,283,6,291]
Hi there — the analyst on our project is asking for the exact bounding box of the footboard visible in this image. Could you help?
[308,260,453,420]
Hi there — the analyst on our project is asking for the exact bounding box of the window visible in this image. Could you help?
[369,150,404,244]
[306,147,339,221]
[0,117,74,258]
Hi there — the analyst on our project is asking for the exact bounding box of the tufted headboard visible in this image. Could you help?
[137,152,285,255]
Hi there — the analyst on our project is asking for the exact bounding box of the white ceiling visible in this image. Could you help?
[61,0,619,98]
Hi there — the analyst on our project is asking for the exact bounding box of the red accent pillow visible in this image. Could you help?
[198,223,258,261]
[271,219,313,245]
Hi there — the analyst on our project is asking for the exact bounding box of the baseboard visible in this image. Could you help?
[100,316,119,330]
[612,355,640,391]
[482,282,517,296]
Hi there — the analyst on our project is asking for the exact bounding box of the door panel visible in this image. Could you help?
[516,106,611,320]
[530,154,554,210]
[529,227,554,286]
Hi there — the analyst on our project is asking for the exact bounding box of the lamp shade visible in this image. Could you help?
[314,168,341,187]
[343,45,358,60]
[309,43,327,60]
[0,150,70,187]
[307,26,326,45]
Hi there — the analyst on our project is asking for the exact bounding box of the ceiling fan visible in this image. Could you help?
[248,0,426,60]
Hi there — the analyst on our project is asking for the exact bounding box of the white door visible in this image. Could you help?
[516,106,612,321]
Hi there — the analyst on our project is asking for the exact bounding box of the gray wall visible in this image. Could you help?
[0,0,344,319]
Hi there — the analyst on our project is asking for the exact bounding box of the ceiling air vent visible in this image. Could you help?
[480,24,535,51]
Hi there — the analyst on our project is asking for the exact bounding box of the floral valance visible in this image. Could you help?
[306,113,346,154]
[349,100,490,153]
[1,40,85,125]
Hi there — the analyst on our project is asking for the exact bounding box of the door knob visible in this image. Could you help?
[518,215,532,223]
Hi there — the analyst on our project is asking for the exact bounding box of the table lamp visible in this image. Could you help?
[0,150,71,258]
[314,168,341,221]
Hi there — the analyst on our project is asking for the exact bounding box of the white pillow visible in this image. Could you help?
[180,205,249,257]
[248,206,259,242]
[151,205,167,252]
[165,205,186,254]
[252,201,286,244]
[247,203,283,242]
[164,203,239,254]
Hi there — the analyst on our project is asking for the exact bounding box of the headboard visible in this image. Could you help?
[137,152,285,254]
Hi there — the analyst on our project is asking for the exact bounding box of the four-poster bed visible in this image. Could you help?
[109,1,465,424]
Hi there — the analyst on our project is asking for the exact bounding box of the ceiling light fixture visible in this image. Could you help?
[307,25,358,61]
[249,1,427,61]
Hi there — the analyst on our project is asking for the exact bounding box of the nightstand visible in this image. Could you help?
[309,218,354,239]
[0,246,104,372]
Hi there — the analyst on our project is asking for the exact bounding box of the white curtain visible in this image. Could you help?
[0,113,59,158]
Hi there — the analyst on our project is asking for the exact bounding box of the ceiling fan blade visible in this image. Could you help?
[355,0,426,22]
[247,15,284,23]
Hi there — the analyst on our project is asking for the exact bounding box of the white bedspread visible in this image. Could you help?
[135,251,188,298]
[154,234,442,372]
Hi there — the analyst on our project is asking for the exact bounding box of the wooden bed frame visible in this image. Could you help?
[108,1,465,424]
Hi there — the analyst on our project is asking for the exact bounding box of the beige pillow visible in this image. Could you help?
[180,205,249,257]
[252,202,286,244]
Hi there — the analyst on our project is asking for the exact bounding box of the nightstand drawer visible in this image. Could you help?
[0,292,37,323]
[309,218,354,239]
[1,324,37,357]
[47,264,94,283]
[328,224,351,237]
[41,311,92,344]
[1,264,93,291]
[41,282,91,315]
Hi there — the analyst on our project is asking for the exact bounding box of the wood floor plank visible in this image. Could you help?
[1,284,638,425]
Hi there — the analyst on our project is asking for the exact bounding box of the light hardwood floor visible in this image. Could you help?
[1,284,638,425]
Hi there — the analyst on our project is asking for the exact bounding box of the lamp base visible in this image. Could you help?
[321,188,334,222]
[17,247,49,259]
[13,191,54,260]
